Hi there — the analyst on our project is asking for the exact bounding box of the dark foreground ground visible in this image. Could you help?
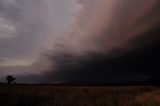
[0,85,160,106]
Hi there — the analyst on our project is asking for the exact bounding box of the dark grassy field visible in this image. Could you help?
[0,85,160,106]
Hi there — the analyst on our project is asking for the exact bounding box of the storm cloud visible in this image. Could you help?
[40,0,160,83]
[0,0,160,83]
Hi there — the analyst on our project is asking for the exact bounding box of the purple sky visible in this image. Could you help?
[0,0,159,80]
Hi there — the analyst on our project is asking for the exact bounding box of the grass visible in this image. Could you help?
[0,85,160,106]
[134,90,160,106]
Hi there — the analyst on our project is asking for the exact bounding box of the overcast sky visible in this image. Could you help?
[0,0,160,82]
[0,0,81,76]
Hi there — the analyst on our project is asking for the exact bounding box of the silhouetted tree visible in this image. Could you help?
[6,75,16,84]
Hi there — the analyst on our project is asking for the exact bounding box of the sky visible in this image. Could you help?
[0,0,160,83]
[0,0,81,76]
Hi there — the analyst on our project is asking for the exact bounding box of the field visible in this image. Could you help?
[0,85,160,106]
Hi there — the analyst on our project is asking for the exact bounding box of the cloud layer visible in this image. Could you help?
[0,0,80,75]
[0,0,160,82]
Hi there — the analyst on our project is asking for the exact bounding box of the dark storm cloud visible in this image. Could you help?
[34,0,160,83]
[17,47,160,83]
[19,39,160,83]
[1,0,160,83]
